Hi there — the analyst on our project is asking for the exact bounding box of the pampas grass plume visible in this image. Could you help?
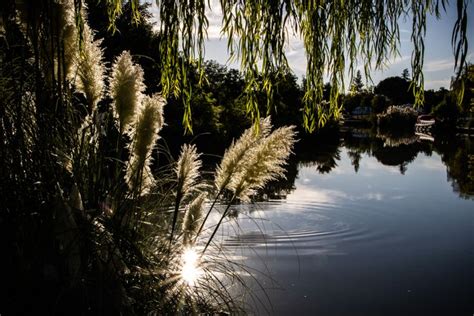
[74,24,105,111]
[182,192,207,245]
[176,144,202,199]
[125,94,165,195]
[202,121,296,254]
[170,144,202,241]
[214,117,271,192]
[230,125,296,202]
[58,0,77,79]
[110,51,145,133]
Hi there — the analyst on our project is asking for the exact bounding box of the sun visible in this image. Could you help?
[180,248,203,286]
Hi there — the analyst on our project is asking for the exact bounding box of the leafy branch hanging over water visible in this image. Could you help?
[101,0,470,133]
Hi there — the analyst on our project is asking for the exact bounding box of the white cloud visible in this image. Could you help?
[424,58,455,72]
[389,54,411,66]
[205,0,224,39]
[424,79,451,90]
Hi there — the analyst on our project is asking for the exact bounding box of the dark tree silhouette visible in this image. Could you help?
[375,76,413,105]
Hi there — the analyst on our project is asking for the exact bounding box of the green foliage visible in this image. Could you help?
[360,93,373,109]
[342,92,372,115]
[200,61,248,138]
[343,93,363,114]
[432,93,461,121]
[451,63,474,114]
[350,70,364,93]
[424,88,449,114]
[86,1,162,94]
[100,0,470,133]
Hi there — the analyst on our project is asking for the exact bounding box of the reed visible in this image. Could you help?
[230,125,297,202]
[58,0,78,80]
[195,117,272,238]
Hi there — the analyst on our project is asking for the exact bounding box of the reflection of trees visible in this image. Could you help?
[255,132,342,200]
[435,136,474,199]
[376,132,419,147]
[347,150,362,173]
[344,129,434,175]
[260,155,299,199]
[371,131,422,175]
[303,146,341,174]
[257,130,474,200]
[297,133,342,174]
[372,145,419,174]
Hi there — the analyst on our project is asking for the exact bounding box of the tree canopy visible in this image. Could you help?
[99,1,469,132]
[12,0,468,132]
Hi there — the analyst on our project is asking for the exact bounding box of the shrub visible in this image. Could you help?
[377,105,418,130]
[371,94,389,114]
[432,94,461,122]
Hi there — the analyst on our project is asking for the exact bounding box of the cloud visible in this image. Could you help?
[205,0,224,39]
[424,58,455,72]
[424,79,450,89]
[388,54,411,66]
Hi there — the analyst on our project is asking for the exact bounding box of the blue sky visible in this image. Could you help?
[148,1,473,90]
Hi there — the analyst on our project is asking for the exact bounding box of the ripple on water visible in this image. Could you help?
[222,198,401,253]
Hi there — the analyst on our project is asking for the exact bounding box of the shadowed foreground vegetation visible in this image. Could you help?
[0,2,296,314]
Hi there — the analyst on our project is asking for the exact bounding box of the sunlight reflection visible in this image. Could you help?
[180,248,203,286]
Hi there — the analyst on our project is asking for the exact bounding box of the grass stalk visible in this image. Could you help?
[201,194,236,255]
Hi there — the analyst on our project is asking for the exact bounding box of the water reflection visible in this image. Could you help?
[222,130,474,315]
[263,130,474,199]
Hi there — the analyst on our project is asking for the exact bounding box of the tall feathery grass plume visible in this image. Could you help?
[194,117,272,239]
[73,23,105,112]
[170,144,202,241]
[202,122,297,253]
[214,117,272,193]
[175,144,202,201]
[182,192,207,246]
[110,51,146,134]
[15,0,77,81]
[58,0,78,80]
[229,125,297,202]
[125,94,165,195]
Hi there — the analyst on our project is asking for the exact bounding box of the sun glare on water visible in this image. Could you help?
[181,248,203,286]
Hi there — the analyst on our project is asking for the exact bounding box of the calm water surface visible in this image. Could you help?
[219,133,474,315]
